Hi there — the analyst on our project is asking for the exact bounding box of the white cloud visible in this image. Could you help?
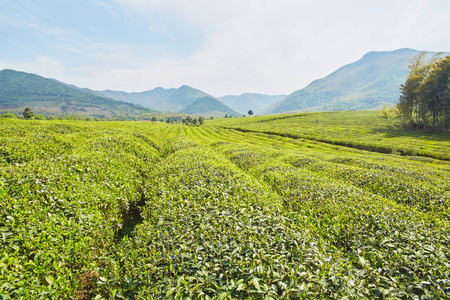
[87,0,396,95]
[4,0,450,96]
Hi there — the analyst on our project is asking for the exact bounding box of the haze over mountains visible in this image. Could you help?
[95,86,241,117]
[1,48,445,118]
[95,88,284,116]
[95,87,176,109]
[218,93,287,115]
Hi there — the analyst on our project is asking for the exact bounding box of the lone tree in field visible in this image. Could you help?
[248,110,254,116]
[23,107,35,119]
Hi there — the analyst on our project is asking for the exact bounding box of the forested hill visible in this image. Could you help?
[0,69,153,118]
[264,48,443,114]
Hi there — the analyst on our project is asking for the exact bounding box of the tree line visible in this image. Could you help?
[1,108,211,124]
[166,115,205,126]
[398,52,450,131]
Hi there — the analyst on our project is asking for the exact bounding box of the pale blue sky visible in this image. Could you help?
[1,0,450,96]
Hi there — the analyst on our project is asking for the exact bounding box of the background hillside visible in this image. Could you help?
[264,48,442,114]
[3,48,446,118]
[0,70,240,118]
[218,93,286,115]
[97,87,177,109]
[179,96,240,117]
[97,85,240,117]
[0,69,152,118]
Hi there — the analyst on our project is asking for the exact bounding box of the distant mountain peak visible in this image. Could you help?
[361,48,418,60]
[96,84,237,117]
[264,49,446,115]
[178,85,195,90]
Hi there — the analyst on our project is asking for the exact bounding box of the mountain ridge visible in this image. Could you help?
[264,48,442,114]
[96,85,241,116]
[3,48,445,118]
[0,69,152,118]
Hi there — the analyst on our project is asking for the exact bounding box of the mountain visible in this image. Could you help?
[180,96,240,117]
[0,69,153,118]
[264,48,442,114]
[97,87,176,108]
[152,85,210,112]
[218,93,286,115]
[97,85,240,117]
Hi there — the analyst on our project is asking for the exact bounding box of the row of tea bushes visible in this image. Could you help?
[0,120,161,298]
[94,145,365,299]
[281,153,450,220]
[2,119,449,299]
[193,128,450,299]
[195,126,450,219]
[209,111,450,161]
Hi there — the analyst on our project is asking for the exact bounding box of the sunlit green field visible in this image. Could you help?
[1,112,449,299]
[211,111,450,160]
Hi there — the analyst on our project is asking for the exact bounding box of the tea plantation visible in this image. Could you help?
[1,111,449,299]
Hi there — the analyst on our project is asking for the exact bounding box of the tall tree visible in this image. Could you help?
[418,56,450,129]
[398,51,427,127]
[398,53,450,131]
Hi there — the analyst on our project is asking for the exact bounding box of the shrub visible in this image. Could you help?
[1,113,17,118]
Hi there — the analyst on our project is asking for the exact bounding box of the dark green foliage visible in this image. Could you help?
[398,52,450,131]
[1,112,17,118]
[22,107,34,119]
[398,54,450,131]
[181,116,203,126]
